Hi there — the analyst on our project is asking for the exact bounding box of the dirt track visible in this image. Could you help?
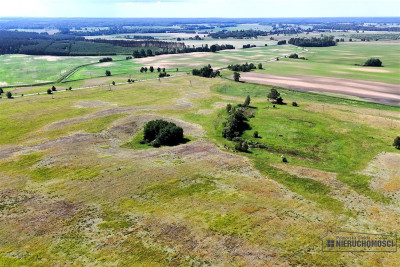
[240,73,400,106]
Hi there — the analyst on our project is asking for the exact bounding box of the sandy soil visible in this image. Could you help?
[240,73,400,106]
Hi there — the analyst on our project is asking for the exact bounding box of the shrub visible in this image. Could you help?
[364,58,382,67]
[258,63,263,69]
[47,89,52,94]
[292,101,298,107]
[105,70,111,76]
[233,72,240,82]
[268,88,280,100]
[159,72,170,78]
[244,95,250,107]
[51,86,56,91]
[276,97,284,105]
[222,110,250,140]
[6,91,12,98]
[226,103,232,113]
[253,131,259,138]
[192,64,220,78]
[69,87,72,90]
[393,136,400,149]
[143,120,184,147]
[235,142,248,152]
[288,53,299,59]
[112,81,115,86]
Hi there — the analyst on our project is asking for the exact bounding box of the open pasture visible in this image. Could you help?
[0,75,399,265]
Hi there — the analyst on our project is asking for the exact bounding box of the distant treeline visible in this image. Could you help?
[210,30,268,39]
[133,44,235,58]
[313,23,400,32]
[69,27,198,36]
[90,39,185,49]
[288,36,336,47]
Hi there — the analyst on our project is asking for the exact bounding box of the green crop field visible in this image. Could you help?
[0,54,126,87]
[0,74,399,266]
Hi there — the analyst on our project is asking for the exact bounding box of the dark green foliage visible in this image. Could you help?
[235,142,249,152]
[112,81,116,86]
[210,45,217,52]
[288,53,299,59]
[69,87,72,90]
[275,97,284,105]
[51,86,56,91]
[288,36,336,47]
[159,72,170,78]
[157,67,161,72]
[228,62,256,72]
[277,40,287,45]
[364,58,382,67]
[0,88,4,94]
[210,30,267,39]
[253,131,259,138]
[222,110,250,140]
[149,66,154,72]
[99,57,113,63]
[140,49,147,58]
[268,88,280,100]
[243,44,256,49]
[192,65,220,78]
[143,120,184,147]
[6,91,12,98]
[258,63,263,69]
[393,136,400,149]
[244,95,251,107]
[292,102,298,107]
[47,89,52,94]
[105,70,111,76]
[226,104,232,113]
[234,72,240,82]
[133,50,141,58]
[146,49,153,57]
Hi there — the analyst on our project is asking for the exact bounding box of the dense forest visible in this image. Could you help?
[210,30,268,39]
[288,36,336,47]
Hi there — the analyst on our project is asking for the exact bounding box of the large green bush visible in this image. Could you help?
[143,120,184,147]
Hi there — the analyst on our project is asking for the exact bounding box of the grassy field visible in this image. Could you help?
[0,74,399,266]
[0,54,127,87]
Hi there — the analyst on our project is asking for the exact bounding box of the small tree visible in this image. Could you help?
[234,72,240,82]
[47,89,52,94]
[226,103,232,113]
[150,66,154,73]
[292,101,298,107]
[144,67,148,73]
[112,81,115,86]
[146,49,153,57]
[51,86,56,91]
[393,136,400,149]
[276,97,284,105]
[105,70,111,76]
[210,45,217,52]
[268,88,280,100]
[157,67,161,72]
[0,88,3,94]
[253,131,259,138]
[140,67,144,73]
[244,95,251,107]
[364,58,382,67]
[258,63,263,69]
[69,87,72,90]
[6,91,12,99]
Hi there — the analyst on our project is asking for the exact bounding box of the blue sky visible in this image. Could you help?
[1,0,399,17]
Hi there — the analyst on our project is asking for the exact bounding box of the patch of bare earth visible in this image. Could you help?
[74,100,116,108]
[240,73,400,106]
[360,152,400,201]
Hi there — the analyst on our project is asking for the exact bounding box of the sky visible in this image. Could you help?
[0,0,399,18]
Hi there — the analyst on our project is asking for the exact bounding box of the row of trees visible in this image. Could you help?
[288,36,336,47]
[210,30,268,39]
[192,65,220,78]
[228,62,260,72]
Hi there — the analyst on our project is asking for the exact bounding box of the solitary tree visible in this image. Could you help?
[0,88,3,95]
[112,81,116,86]
[258,63,263,69]
[244,95,251,107]
[47,89,52,94]
[268,88,280,100]
[234,72,240,82]
[6,91,12,99]
[140,67,144,73]
[51,85,56,91]
[394,136,400,150]
[144,67,148,73]
[150,66,154,72]
[253,131,259,138]
[364,58,382,67]
[157,67,161,72]
[105,70,111,76]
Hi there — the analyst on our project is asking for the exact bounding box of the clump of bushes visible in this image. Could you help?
[6,91,12,99]
[235,142,249,152]
[99,57,113,63]
[222,110,250,140]
[159,72,170,78]
[364,58,382,67]
[192,64,220,78]
[228,62,256,72]
[288,53,299,59]
[105,70,111,76]
[268,88,285,105]
[142,120,184,147]
[292,102,298,107]
[393,136,400,150]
